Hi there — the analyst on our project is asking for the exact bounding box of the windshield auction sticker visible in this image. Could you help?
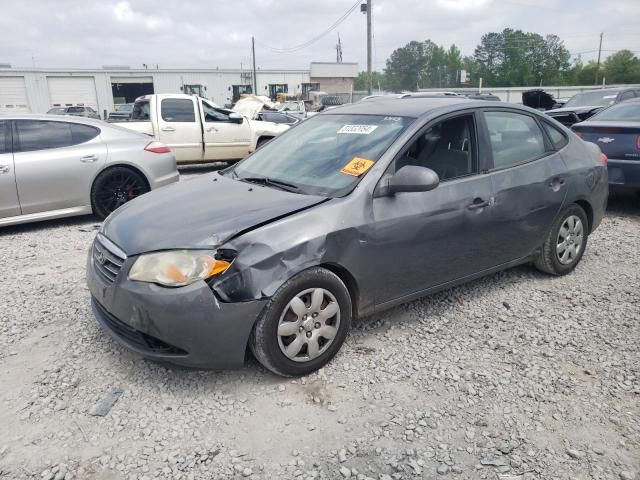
[341,157,375,176]
[337,125,378,135]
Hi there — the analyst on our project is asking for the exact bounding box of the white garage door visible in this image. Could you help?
[0,77,30,113]
[47,77,98,109]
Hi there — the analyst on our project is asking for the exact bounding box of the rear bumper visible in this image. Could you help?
[608,159,640,189]
[87,241,267,369]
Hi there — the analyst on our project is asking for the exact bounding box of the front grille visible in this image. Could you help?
[93,300,187,355]
[93,234,126,284]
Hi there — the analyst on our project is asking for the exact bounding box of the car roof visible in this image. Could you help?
[575,87,628,94]
[321,97,522,118]
[0,113,104,126]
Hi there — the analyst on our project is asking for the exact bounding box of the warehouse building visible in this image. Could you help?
[0,62,358,117]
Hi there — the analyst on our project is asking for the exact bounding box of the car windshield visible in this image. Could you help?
[565,90,619,108]
[229,114,413,196]
[115,104,133,112]
[591,101,640,121]
[67,107,84,113]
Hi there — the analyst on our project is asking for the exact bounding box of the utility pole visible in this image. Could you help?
[594,32,603,86]
[366,0,373,95]
[251,36,257,96]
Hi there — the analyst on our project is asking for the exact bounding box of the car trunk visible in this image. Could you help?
[572,122,640,160]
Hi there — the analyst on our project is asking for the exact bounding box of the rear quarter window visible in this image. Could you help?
[542,122,568,149]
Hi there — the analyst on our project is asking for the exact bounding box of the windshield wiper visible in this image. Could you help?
[240,176,300,193]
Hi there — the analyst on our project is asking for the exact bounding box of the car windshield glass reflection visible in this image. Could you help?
[229,114,413,196]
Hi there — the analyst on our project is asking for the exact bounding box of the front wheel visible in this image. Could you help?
[534,204,588,275]
[91,167,149,219]
[249,268,352,377]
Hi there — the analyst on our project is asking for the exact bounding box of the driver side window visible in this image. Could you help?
[202,102,230,122]
[395,115,476,181]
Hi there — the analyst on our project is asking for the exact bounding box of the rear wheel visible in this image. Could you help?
[249,268,352,377]
[91,167,149,219]
[534,204,588,275]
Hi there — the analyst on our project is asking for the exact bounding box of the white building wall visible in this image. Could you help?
[0,68,312,114]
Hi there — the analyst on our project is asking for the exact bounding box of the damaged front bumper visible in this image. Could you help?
[87,243,267,369]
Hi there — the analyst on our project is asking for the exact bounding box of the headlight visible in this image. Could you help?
[129,250,231,287]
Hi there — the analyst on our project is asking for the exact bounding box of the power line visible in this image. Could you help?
[262,0,361,54]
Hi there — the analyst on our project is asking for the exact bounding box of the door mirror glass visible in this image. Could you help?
[229,112,244,124]
[378,165,439,196]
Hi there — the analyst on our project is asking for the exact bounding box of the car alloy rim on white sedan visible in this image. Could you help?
[557,215,584,265]
[277,288,340,363]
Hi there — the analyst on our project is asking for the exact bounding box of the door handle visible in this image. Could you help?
[206,126,218,133]
[161,126,176,132]
[0,165,10,174]
[467,198,490,210]
[80,154,98,163]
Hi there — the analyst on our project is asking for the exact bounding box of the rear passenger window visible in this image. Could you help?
[161,99,195,122]
[484,112,546,169]
[542,122,568,149]
[0,121,9,154]
[15,120,99,152]
[70,124,100,144]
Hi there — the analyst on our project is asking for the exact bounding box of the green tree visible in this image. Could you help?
[603,50,640,84]
[384,40,427,91]
[353,71,387,91]
[473,29,570,86]
[384,40,466,91]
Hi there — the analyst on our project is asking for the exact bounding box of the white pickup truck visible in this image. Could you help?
[119,94,289,164]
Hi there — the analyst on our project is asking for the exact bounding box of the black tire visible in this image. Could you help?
[256,137,273,149]
[249,267,352,377]
[91,167,149,219]
[534,204,589,276]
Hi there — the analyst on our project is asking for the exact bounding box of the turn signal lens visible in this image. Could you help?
[129,250,231,287]
[599,152,608,166]
[145,142,171,154]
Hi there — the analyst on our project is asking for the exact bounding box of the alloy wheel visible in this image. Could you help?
[277,288,340,363]
[95,171,146,214]
[556,215,584,265]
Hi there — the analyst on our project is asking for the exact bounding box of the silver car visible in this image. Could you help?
[0,114,179,227]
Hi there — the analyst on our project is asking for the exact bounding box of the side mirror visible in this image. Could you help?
[376,165,439,197]
[229,112,244,124]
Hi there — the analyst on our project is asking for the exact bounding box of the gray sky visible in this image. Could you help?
[1,0,638,71]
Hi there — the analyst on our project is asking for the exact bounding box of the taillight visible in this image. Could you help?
[599,152,608,166]
[636,135,640,150]
[145,142,171,154]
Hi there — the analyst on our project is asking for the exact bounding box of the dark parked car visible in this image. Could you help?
[46,105,100,119]
[546,87,640,126]
[108,103,134,121]
[87,97,608,376]
[572,98,640,191]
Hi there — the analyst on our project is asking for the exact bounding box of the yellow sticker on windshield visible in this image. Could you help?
[341,157,375,177]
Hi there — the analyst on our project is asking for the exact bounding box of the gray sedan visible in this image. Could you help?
[87,97,608,377]
[0,114,178,227]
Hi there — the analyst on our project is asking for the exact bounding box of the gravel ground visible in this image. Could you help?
[1,169,638,480]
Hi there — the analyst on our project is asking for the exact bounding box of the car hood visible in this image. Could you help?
[102,172,327,255]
